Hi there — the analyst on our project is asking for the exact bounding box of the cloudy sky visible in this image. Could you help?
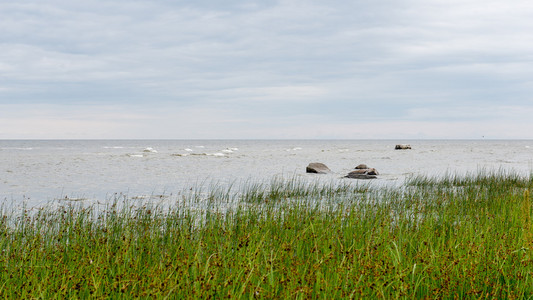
[1,0,533,139]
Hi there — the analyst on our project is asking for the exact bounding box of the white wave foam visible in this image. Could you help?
[3,147,34,150]
[174,152,226,157]
[143,147,157,153]
[59,196,88,201]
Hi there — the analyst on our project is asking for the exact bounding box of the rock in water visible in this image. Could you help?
[306,163,331,174]
[395,144,412,150]
[345,172,377,179]
[346,165,379,179]
[366,168,379,175]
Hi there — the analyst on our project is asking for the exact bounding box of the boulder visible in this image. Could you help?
[395,144,412,150]
[350,169,368,175]
[366,168,379,175]
[354,164,379,175]
[346,165,379,179]
[306,163,331,174]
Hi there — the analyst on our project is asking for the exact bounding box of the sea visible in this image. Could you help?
[1,139,533,207]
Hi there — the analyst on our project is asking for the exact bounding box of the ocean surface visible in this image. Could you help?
[1,139,533,207]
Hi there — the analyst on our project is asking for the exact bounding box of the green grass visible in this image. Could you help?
[1,171,533,298]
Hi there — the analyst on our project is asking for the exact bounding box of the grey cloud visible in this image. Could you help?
[1,0,533,138]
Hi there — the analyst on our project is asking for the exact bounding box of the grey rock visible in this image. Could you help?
[352,166,379,175]
[366,168,379,175]
[345,172,377,179]
[350,169,369,174]
[306,163,331,174]
[346,165,379,179]
[395,144,412,150]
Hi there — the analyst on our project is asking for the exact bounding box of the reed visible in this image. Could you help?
[1,170,533,298]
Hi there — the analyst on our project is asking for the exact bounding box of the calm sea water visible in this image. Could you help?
[1,140,532,206]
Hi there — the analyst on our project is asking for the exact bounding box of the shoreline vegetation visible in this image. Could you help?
[2,170,533,298]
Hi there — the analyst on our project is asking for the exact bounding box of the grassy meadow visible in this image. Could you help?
[1,171,533,298]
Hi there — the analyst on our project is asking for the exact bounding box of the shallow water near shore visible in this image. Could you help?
[1,139,533,207]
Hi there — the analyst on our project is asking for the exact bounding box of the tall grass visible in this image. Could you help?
[1,171,533,298]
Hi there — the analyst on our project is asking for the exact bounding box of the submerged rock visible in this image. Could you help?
[306,163,331,174]
[395,144,412,150]
[346,164,379,179]
[345,172,377,179]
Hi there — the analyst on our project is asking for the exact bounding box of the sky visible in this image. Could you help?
[1,0,533,139]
